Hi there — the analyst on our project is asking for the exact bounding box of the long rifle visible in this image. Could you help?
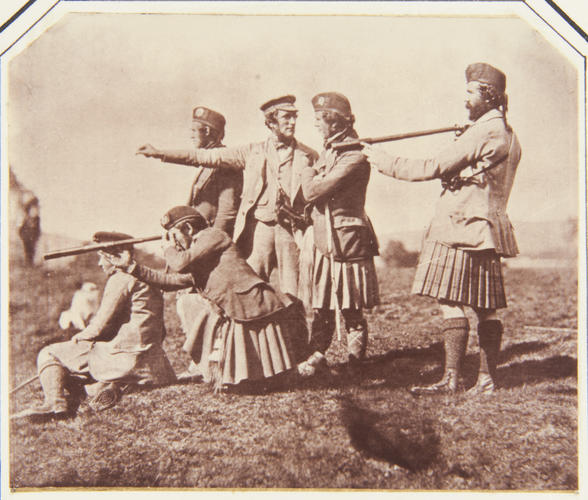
[43,235,162,261]
[331,125,465,151]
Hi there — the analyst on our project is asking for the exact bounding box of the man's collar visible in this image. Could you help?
[203,140,224,150]
[325,127,357,149]
[270,135,296,150]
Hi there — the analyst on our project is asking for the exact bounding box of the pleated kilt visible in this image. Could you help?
[300,246,379,310]
[177,292,306,388]
[412,240,506,309]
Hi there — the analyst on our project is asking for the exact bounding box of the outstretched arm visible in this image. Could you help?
[363,125,508,182]
[136,144,250,170]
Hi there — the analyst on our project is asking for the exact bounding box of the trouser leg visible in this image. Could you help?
[343,309,368,361]
[240,220,276,283]
[275,223,300,297]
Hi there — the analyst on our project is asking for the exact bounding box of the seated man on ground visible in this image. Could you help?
[12,232,176,420]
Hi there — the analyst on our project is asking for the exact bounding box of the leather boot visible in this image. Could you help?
[88,382,121,412]
[12,364,69,420]
[410,318,469,395]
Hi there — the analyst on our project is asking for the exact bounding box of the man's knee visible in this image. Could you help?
[37,345,62,374]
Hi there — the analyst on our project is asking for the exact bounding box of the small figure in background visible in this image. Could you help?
[18,191,41,267]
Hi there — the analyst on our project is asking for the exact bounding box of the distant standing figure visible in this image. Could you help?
[137,106,242,237]
[12,232,176,420]
[364,63,521,395]
[18,191,41,266]
[137,95,318,298]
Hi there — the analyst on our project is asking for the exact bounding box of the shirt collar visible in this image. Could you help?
[270,136,295,151]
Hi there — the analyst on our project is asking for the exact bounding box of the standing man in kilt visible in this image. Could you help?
[297,92,380,376]
[364,63,521,395]
[137,106,242,237]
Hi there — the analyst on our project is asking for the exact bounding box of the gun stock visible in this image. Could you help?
[331,125,466,151]
[43,235,162,261]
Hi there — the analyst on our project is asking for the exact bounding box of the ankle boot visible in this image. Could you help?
[410,318,469,395]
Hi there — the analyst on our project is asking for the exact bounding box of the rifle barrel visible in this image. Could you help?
[331,125,464,151]
[43,235,162,261]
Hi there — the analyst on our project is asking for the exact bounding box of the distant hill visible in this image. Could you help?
[380,218,578,259]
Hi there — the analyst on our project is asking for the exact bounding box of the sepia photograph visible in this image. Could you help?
[1,0,586,496]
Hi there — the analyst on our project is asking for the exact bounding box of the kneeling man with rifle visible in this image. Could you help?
[12,232,176,420]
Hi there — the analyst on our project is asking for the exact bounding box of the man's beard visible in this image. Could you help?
[467,103,490,121]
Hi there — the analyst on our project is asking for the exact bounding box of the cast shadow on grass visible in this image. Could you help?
[499,341,550,364]
[292,340,574,394]
[338,395,441,472]
[497,355,577,389]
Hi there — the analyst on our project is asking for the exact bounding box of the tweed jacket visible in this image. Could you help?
[375,109,521,257]
[130,228,293,322]
[162,138,318,244]
[80,270,166,352]
[301,129,379,261]
[187,166,243,236]
[155,144,243,236]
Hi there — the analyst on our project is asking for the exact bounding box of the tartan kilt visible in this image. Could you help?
[177,292,306,388]
[412,240,506,310]
[300,246,380,310]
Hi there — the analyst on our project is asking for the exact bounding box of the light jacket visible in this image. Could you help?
[375,109,521,256]
[162,138,318,244]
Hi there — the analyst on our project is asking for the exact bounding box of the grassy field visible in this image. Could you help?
[7,249,579,490]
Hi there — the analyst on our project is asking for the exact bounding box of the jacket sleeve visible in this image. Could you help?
[164,229,232,273]
[301,150,365,202]
[213,170,243,234]
[160,145,250,170]
[76,273,130,340]
[129,263,195,291]
[376,125,509,182]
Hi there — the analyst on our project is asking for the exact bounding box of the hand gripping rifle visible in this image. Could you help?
[43,235,162,261]
[331,125,466,151]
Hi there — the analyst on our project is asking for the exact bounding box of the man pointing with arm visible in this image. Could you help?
[138,96,317,299]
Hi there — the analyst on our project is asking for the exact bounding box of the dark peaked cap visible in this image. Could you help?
[192,106,226,134]
[466,63,506,93]
[260,95,297,114]
[160,206,209,231]
[93,231,134,253]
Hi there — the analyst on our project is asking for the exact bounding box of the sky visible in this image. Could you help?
[3,6,582,248]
